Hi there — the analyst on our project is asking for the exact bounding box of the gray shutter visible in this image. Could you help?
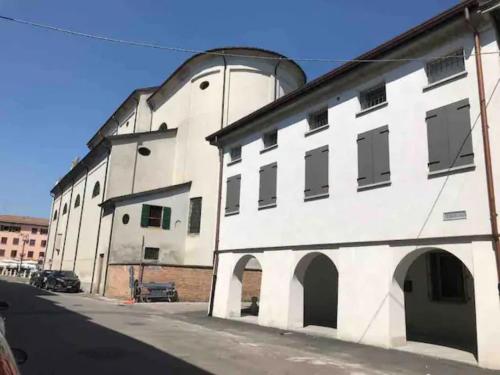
[225,175,241,214]
[447,99,473,168]
[357,132,373,186]
[372,126,391,184]
[426,106,450,172]
[259,163,277,207]
[304,145,329,198]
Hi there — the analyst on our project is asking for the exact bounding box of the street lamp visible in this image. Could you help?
[18,233,29,275]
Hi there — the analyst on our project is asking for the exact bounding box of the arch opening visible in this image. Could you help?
[228,255,262,320]
[289,252,338,330]
[393,248,477,356]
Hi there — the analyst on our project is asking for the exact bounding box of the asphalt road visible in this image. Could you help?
[0,278,498,375]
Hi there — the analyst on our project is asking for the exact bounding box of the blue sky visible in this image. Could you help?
[0,0,457,218]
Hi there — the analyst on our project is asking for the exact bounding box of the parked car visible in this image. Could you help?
[0,301,28,374]
[30,270,54,289]
[45,271,81,293]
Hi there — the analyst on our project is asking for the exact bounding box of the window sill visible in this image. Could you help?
[227,158,242,166]
[225,210,240,217]
[304,193,329,202]
[305,124,329,137]
[258,203,277,210]
[260,144,278,154]
[355,101,388,118]
[428,163,475,178]
[357,180,391,192]
[422,71,468,92]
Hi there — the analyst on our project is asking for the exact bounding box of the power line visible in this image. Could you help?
[1,14,499,63]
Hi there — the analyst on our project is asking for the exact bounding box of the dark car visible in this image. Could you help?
[30,270,54,289]
[45,271,81,293]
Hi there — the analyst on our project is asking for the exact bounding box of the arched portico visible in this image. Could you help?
[391,247,477,356]
[288,252,339,330]
[226,254,263,319]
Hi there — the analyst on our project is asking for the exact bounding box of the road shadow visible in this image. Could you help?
[0,280,211,375]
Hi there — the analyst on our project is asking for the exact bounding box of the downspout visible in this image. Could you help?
[101,205,115,296]
[208,53,227,316]
[89,147,111,293]
[466,7,500,294]
[59,179,75,270]
[42,193,55,270]
[49,189,63,270]
[72,165,89,272]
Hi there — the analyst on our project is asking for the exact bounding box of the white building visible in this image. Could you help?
[207,1,500,369]
[44,48,305,300]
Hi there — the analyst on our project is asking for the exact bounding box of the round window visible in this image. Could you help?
[138,147,151,156]
[122,214,130,225]
[199,81,209,90]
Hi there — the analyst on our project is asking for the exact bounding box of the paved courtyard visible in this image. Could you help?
[1,278,498,374]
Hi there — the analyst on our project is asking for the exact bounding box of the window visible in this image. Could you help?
[308,109,329,131]
[225,175,241,215]
[74,194,81,208]
[360,84,387,110]
[426,49,465,84]
[63,203,68,215]
[53,210,58,220]
[29,239,35,246]
[1,237,6,245]
[357,126,391,188]
[0,225,20,232]
[304,145,329,199]
[92,182,100,198]
[144,247,160,261]
[230,146,242,162]
[262,130,278,150]
[259,162,277,208]
[140,205,171,229]
[41,240,47,247]
[122,214,130,225]
[40,228,48,235]
[27,251,34,259]
[429,252,466,302]
[39,252,45,258]
[159,123,168,131]
[188,198,202,234]
[31,228,38,234]
[426,99,473,174]
[10,250,17,258]
[13,238,19,245]
[0,250,4,257]
[138,147,151,156]
[199,81,209,90]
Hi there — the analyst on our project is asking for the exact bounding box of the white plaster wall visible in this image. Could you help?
[49,186,73,269]
[218,30,495,251]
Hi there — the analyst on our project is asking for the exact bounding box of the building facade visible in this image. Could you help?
[43,48,305,300]
[207,1,500,370]
[0,215,49,267]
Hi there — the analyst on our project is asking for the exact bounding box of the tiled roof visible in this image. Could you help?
[0,215,49,227]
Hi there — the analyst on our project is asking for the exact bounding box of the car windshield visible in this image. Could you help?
[54,271,76,278]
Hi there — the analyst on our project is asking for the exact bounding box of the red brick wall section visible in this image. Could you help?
[105,265,262,302]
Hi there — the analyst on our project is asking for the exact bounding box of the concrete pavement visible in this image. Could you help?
[0,278,498,375]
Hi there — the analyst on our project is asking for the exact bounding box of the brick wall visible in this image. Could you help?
[105,264,262,302]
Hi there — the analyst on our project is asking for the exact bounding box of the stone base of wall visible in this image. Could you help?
[105,264,262,302]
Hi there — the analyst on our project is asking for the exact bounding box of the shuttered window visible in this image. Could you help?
[426,99,473,173]
[225,175,241,215]
[259,163,277,208]
[188,197,202,234]
[140,204,171,230]
[304,145,329,199]
[426,49,465,84]
[357,125,391,188]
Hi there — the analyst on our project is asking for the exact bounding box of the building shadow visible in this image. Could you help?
[0,280,211,375]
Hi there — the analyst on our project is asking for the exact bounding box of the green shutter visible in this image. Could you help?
[140,205,150,227]
[162,207,171,230]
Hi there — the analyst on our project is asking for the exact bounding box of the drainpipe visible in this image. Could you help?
[466,7,500,294]
[101,205,115,296]
[42,193,55,270]
[59,179,75,270]
[72,165,89,272]
[208,53,228,317]
[89,147,111,293]
[49,188,64,270]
